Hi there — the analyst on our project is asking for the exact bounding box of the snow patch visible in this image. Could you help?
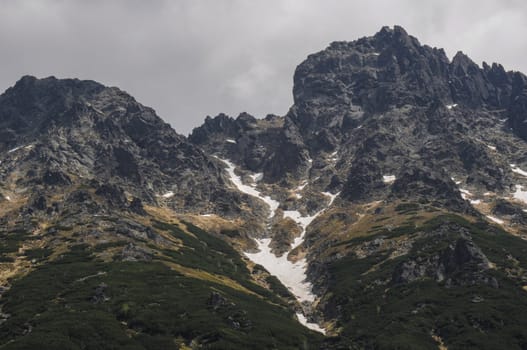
[245,191,338,334]
[296,313,325,334]
[296,182,308,192]
[250,173,263,183]
[486,145,497,151]
[451,177,462,185]
[510,164,527,177]
[226,138,237,144]
[161,191,174,199]
[291,182,308,199]
[383,175,396,184]
[486,215,504,225]
[513,185,527,204]
[322,191,340,207]
[446,103,458,110]
[218,158,279,218]
[5,195,11,201]
[459,188,472,200]
[245,238,315,302]
[283,210,321,250]
[470,199,481,205]
[285,192,339,251]
[7,146,23,153]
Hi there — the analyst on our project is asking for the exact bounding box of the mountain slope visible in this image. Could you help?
[2,26,527,350]
[0,218,322,349]
[0,77,322,349]
[190,26,527,348]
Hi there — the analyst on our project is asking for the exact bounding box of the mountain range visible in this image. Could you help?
[1,25,527,349]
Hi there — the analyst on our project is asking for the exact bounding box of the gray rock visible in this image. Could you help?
[120,243,152,262]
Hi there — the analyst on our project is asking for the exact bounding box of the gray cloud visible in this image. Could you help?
[1,0,526,134]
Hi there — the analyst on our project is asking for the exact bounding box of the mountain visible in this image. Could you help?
[1,26,527,349]
[0,77,321,349]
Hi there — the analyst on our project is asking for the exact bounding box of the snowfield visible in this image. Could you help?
[244,238,315,302]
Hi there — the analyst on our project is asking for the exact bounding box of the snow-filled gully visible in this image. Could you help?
[218,158,330,334]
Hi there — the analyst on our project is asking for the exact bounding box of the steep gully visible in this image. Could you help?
[216,158,333,334]
[213,156,527,334]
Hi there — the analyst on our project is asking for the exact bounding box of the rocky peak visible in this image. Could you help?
[289,25,527,146]
[451,51,478,73]
[0,76,103,147]
[372,25,427,57]
[0,76,247,215]
[190,25,527,207]
[290,26,455,147]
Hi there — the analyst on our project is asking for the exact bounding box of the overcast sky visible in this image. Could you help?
[1,0,526,134]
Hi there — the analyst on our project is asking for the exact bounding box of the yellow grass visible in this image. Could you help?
[163,261,258,296]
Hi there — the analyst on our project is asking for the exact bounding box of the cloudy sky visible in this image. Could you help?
[1,0,526,134]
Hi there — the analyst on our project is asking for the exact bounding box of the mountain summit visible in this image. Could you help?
[2,26,527,349]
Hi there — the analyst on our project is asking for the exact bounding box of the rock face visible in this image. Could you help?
[190,25,527,205]
[392,224,496,287]
[0,75,246,215]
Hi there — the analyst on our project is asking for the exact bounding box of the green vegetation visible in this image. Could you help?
[4,207,526,349]
[394,202,420,214]
[0,231,31,261]
[0,220,322,350]
[323,214,527,349]
[22,247,52,262]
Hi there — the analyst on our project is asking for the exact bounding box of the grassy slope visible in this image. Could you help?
[321,214,527,349]
[0,221,322,350]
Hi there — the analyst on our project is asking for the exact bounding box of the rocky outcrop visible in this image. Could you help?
[389,166,474,213]
[508,73,527,141]
[492,199,527,225]
[392,235,497,287]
